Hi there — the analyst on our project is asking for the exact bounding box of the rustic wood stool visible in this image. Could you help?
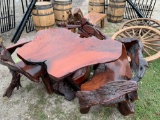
[84,12,107,28]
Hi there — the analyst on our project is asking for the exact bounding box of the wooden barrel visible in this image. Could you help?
[88,0,105,13]
[107,0,126,23]
[53,0,72,25]
[32,2,55,31]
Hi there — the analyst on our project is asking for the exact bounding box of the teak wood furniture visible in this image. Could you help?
[0,28,148,116]
[84,12,106,28]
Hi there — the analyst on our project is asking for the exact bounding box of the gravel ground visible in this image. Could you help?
[0,0,160,120]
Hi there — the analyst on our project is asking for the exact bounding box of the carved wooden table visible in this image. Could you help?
[17,28,122,79]
[0,28,147,116]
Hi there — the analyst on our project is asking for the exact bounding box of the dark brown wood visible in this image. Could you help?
[118,101,135,116]
[117,38,148,82]
[101,19,104,28]
[0,43,22,97]
[73,8,84,24]
[71,67,90,86]
[53,79,76,101]
[0,26,148,116]
[76,45,134,114]
[53,66,90,101]
[76,80,138,113]
[112,26,160,62]
[80,45,132,91]
[66,8,107,40]
[0,41,53,97]
[76,37,148,115]
[17,28,122,79]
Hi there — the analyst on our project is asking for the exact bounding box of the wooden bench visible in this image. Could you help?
[84,12,107,28]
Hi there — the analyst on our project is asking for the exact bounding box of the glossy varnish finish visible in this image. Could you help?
[17,28,122,79]
[80,45,132,91]
[0,25,148,116]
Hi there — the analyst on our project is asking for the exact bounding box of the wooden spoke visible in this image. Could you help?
[144,39,160,42]
[144,42,160,47]
[139,28,142,35]
[112,26,160,62]
[124,31,132,37]
[144,44,158,52]
[119,18,160,31]
[119,33,127,38]
[129,22,136,26]
[141,30,151,38]
[153,25,160,28]
[143,34,158,40]
[132,29,135,36]
[141,28,147,35]
[144,49,151,56]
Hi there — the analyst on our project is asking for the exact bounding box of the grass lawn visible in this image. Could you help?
[131,59,160,120]
[103,22,160,120]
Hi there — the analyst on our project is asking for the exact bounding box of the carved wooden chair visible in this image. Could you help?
[76,38,148,115]
[65,9,148,114]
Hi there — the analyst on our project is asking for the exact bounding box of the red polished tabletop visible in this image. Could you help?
[17,28,122,78]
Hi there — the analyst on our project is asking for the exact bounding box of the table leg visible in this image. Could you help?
[41,75,54,94]
[101,19,104,28]
[3,72,21,97]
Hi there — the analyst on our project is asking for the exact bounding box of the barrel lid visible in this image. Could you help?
[55,0,71,1]
[35,2,51,6]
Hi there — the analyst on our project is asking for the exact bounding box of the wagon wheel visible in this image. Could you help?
[112,26,160,62]
[119,18,160,31]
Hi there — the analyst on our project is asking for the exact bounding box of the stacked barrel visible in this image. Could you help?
[88,0,105,13]
[88,0,126,23]
[32,0,72,31]
[107,0,126,23]
[32,1,55,31]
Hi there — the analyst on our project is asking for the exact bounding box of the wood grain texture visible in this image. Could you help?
[17,28,122,79]
[76,80,137,110]
[16,61,45,83]
[0,42,51,97]
[118,101,135,116]
[117,38,148,82]
[84,12,106,26]
[80,45,132,91]
[71,66,90,87]
[6,38,31,54]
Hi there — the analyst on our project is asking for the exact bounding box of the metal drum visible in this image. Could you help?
[53,0,72,25]
[88,0,105,13]
[32,2,55,31]
[107,0,126,23]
